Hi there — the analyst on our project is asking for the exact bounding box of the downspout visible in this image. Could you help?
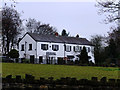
[25,41,27,59]
[36,41,37,64]
[64,43,66,63]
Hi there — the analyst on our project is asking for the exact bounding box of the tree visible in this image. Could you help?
[90,35,105,64]
[103,38,117,64]
[76,34,79,38]
[96,0,120,64]
[25,18,38,33]
[2,6,22,55]
[79,46,89,64]
[96,0,120,24]
[108,38,117,58]
[8,49,19,59]
[26,18,58,35]
[61,29,69,36]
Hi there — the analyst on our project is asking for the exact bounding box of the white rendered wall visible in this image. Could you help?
[19,34,36,59]
[36,42,65,64]
[19,34,95,63]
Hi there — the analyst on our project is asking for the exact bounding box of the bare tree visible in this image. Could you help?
[26,18,38,33]
[96,0,120,24]
[26,18,58,35]
[90,35,105,63]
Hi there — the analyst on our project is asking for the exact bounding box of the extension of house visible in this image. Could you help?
[19,32,94,64]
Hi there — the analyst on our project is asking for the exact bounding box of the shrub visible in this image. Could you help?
[23,59,30,63]
[8,49,19,59]
[79,46,89,64]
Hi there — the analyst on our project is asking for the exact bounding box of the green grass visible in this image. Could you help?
[2,63,120,80]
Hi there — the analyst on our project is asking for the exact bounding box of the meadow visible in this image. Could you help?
[2,63,120,80]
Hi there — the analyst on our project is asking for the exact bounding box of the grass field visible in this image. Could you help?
[2,63,120,80]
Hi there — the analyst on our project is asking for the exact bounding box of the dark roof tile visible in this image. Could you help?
[28,33,93,46]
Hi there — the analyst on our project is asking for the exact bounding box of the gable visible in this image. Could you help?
[19,33,36,44]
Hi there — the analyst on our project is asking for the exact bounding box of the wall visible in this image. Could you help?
[19,34,95,64]
[19,34,36,59]
[36,42,95,64]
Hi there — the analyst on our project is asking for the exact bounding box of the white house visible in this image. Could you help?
[19,32,94,64]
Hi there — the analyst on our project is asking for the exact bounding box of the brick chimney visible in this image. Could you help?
[55,32,58,37]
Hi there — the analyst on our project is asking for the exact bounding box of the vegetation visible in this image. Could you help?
[94,0,120,65]
[90,35,105,64]
[2,1,120,66]
[8,49,19,59]
[61,29,69,36]
[96,0,120,23]
[2,63,119,80]
[2,5,22,55]
[26,18,58,35]
[79,46,89,64]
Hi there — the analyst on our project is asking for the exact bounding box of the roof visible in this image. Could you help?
[27,32,93,46]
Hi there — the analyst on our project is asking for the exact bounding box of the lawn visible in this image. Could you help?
[2,63,120,80]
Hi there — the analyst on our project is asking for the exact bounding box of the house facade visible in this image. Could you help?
[19,33,94,64]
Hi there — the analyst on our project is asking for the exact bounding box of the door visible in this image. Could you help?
[30,55,34,63]
[58,57,64,64]
[39,56,43,64]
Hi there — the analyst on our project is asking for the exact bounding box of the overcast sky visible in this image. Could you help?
[4,0,116,39]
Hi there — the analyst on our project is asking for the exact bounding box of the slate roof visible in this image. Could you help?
[27,33,93,46]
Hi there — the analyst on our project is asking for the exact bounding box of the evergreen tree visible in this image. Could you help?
[108,38,117,58]
[76,34,79,38]
[61,29,69,36]
[79,46,89,64]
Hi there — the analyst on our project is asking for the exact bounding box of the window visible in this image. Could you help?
[39,56,43,63]
[41,44,48,50]
[80,46,82,51]
[65,45,71,52]
[21,44,24,51]
[29,44,32,50]
[73,46,82,52]
[88,47,90,52]
[52,45,59,51]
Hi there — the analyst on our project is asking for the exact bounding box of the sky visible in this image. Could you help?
[3,0,116,39]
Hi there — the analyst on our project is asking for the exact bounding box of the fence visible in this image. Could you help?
[2,74,120,90]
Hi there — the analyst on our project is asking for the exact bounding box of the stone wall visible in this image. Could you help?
[2,74,120,90]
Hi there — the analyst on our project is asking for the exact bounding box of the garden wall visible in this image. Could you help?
[2,74,120,90]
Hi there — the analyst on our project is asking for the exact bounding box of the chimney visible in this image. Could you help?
[55,32,58,37]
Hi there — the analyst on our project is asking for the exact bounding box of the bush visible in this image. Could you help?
[23,59,30,63]
[8,49,19,59]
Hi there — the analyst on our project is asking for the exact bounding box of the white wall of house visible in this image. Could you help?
[36,42,65,64]
[19,33,95,64]
[19,34,36,59]
[64,44,94,63]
